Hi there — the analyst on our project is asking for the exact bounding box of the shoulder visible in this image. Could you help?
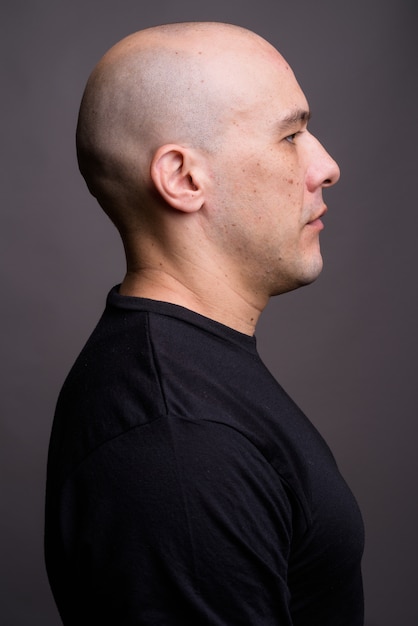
[65,416,298,541]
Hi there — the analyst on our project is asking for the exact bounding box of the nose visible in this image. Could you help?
[306,133,340,191]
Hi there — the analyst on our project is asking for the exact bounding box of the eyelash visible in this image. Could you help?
[285,132,299,144]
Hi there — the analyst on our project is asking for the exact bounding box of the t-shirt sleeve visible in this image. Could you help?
[60,416,298,625]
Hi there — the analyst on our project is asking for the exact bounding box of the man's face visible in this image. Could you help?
[204,42,340,298]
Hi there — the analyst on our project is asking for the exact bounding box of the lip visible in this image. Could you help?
[307,205,327,228]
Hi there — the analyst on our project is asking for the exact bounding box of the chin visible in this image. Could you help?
[300,248,324,282]
[271,256,324,296]
[301,258,324,285]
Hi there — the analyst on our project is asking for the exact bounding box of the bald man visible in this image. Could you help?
[45,22,364,625]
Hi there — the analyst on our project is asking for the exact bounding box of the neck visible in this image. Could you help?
[119,267,264,336]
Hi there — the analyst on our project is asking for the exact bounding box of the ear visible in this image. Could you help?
[150,144,205,213]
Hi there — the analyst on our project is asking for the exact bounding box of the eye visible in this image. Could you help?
[285,132,298,144]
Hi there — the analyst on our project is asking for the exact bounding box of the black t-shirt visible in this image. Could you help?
[45,287,364,625]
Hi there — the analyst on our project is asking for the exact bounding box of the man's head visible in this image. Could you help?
[76,23,253,229]
[76,22,339,310]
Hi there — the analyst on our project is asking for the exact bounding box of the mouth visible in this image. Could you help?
[307,205,327,228]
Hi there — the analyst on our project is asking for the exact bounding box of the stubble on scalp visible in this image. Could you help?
[75,22,272,230]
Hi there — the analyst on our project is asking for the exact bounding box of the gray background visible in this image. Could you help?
[2,1,417,624]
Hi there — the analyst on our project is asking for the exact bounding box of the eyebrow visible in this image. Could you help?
[277,109,311,132]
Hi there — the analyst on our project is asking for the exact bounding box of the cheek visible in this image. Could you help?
[212,150,306,226]
[264,154,305,202]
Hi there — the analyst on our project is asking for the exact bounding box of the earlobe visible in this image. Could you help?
[150,144,204,213]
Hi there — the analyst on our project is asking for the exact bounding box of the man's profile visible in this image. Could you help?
[45,21,364,625]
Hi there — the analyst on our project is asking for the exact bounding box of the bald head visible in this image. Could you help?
[76,22,284,230]
[74,22,339,326]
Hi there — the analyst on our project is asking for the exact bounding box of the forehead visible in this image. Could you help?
[207,40,309,125]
